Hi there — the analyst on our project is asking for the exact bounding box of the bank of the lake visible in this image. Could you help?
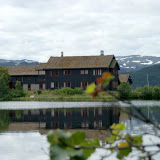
[11,90,117,102]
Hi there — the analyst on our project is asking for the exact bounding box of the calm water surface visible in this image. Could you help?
[0,101,160,160]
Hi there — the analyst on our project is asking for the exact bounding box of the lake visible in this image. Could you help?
[0,101,160,160]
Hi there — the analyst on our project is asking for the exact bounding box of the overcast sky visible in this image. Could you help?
[0,0,160,62]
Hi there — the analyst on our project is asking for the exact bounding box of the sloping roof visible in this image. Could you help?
[119,74,132,83]
[44,55,114,69]
[36,63,47,71]
[5,66,45,76]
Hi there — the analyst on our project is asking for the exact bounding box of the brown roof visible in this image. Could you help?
[119,74,132,83]
[44,55,114,69]
[36,63,47,71]
[5,66,45,76]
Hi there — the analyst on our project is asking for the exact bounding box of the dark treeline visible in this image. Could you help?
[118,83,160,100]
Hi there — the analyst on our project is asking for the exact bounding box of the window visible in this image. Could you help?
[80,81,88,88]
[64,109,72,117]
[55,82,59,88]
[93,69,102,75]
[81,108,89,117]
[28,76,31,80]
[40,84,43,90]
[50,70,59,77]
[51,121,59,128]
[51,109,59,117]
[112,81,118,88]
[94,120,102,129]
[64,122,72,129]
[81,122,89,128]
[51,82,59,88]
[94,108,102,116]
[63,70,71,75]
[28,84,31,91]
[64,82,71,88]
[15,77,18,81]
[80,70,88,75]
[51,82,54,88]
[113,70,118,75]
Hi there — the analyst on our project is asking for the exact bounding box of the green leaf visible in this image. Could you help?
[103,75,115,87]
[86,83,96,94]
[81,138,100,159]
[106,135,117,143]
[47,131,55,146]
[67,131,86,146]
[115,124,125,131]
[117,147,132,160]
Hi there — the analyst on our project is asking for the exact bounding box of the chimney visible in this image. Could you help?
[100,50,104,56]
[61,51,63,57]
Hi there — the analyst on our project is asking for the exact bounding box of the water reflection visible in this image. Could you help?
[0,107,120,132]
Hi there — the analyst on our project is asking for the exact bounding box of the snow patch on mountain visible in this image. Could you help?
[132,61,140,63]
[141,59,153,65]
[155,61,160,64]
[116,55,160,72]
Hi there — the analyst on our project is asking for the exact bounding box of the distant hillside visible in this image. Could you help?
[116,55,160,72]
[122,64,160,89]
[0,59,39,66]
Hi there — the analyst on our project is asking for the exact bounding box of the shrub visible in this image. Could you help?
[37,90,42,95]
[117,83,132,100]
[54,88,83,95]
[141,85,153,100]
[12,81,25,98]
[152,86,160,100]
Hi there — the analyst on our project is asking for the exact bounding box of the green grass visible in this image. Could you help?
[12,90,117,102]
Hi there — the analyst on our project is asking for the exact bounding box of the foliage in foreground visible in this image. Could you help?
[47,124,143,160]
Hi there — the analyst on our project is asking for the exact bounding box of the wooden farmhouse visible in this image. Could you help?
[5,51,124,91]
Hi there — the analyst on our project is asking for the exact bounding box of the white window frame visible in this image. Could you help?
[51,82,54,88]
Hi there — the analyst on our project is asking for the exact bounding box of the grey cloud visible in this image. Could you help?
[0,0,160,62]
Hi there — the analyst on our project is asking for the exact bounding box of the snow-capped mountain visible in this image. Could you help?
[116,55,160,72]
[0,59,39,66]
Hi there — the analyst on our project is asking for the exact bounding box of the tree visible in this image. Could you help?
[0,66,11,100]
[117,83,132,100]
[12,81,25,98]
[152,86,160,100]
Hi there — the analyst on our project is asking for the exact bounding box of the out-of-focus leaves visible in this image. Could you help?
[106,135,117,143]
[103,75,115,87]
[47,130,99,160]
[66,131,85,146]
[117,147,132,160]
[118,142,129,148]
[97,77,103,84]
[86,83,96,94]
[117,142,131,159]
[50,144,85,160]
[125,134,142,146]
[110,123,125,131]
[81,138,100,159]
[102,72,111,78]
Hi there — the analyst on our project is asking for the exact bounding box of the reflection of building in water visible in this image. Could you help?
[9,107,120,129]
[46,107,119,129]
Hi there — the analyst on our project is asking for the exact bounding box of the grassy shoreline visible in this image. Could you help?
[11,90,117,102]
